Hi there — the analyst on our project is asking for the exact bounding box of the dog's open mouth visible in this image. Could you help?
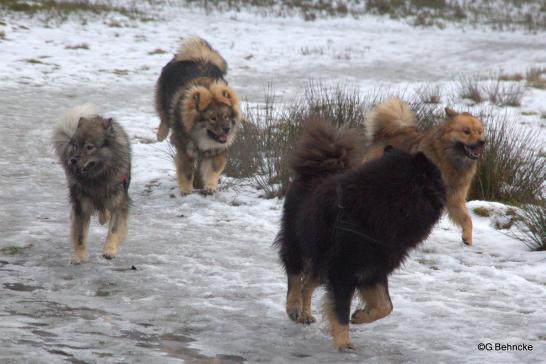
[207,130,228,144]
[462,142,484,160]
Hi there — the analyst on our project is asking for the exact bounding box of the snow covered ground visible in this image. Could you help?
[1,5,545,363]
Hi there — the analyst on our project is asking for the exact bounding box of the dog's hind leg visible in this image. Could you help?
[298,275,320,324]
[103,207,128,260]
[70,200,92,264]
[176,149,195,195]
[324,267,357,351]
[351,278,392,324]
[286,273,303,322]
[446,194,473,245]
[156,119,169,142]
[279,237,305,322]
[200,152,226,195]
[324,281,356,352]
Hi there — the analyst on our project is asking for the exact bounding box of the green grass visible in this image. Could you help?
[3,1,544,30]
[0,245,32,256]
[65,43,89,50]
[470,110,546,206]
[526,66,546,89]
[511,201,546,251]
[225,82,366,198]
[473,207,492,217]
[23,58,46,65]
[148,48,168,55]
[0,0,146,21]
[229,82,545,205]
[112,69,129,76]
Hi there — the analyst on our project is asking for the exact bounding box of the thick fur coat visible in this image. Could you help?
[53,104,131,263]
[155,36,241,195]
[364,98,485,245]
[275,117,446,351]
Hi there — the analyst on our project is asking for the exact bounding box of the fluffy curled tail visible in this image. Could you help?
[290,116,360,178]
[365,97,417,142]
[53,103,97,160]
[175,36,227,74]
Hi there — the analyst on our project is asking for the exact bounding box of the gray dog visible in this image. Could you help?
[53,104,131,264]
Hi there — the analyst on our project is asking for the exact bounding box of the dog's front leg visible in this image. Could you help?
[103,207,128,260]
[176,149,195,195]
[70,201,91,264]
[446,197,473,245]
[200,151,226,195]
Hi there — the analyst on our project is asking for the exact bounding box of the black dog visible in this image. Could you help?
[275,117,445,351]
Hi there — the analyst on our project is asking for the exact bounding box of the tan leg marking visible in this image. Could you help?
[324,300,354,352]
[286,273,303,322]
[351,282,393,324]
[446,195,473,245]
[298,277,320,324]
[156,119,169,141]
[98,210,110,225]
[103,208,128,260]
[200,152,226,195]
[70,201,92,264]
[175,149,195,195]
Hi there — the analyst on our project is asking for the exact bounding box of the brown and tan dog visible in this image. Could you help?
[364,98,485,245]
[155,37,241,195]
[53,104,131,263]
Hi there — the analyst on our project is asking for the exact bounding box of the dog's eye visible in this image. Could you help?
[86,145,95,151]
[463,129,471,135]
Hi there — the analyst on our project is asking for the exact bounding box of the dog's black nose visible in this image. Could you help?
[69,158,78,165]
[478,140,485,146]
[223,127,231,134]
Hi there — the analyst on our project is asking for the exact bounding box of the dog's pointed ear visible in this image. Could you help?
[384,145,395,154]
[101,117,113,131]
[186,87,211,112]
[192,90,201,108]
[445,107,459,119]
[414,152,431,169]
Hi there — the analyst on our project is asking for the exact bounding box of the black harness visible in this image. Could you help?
[332,184,386,246]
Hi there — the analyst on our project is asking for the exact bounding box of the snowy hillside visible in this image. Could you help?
[0,3,545,363]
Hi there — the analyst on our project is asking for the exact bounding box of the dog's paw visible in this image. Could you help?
[351,309,371,324]
[286,306,301,322]
[201,188,216,196]
[70,256,85,265]
[351,305,392,324]
[102,245,117,260]
[296,311,316,325]
[334,341,356,352]
[462,236,473,246]
[102,252,116,260]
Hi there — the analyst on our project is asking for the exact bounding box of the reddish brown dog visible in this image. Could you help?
[364,98,485,245]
